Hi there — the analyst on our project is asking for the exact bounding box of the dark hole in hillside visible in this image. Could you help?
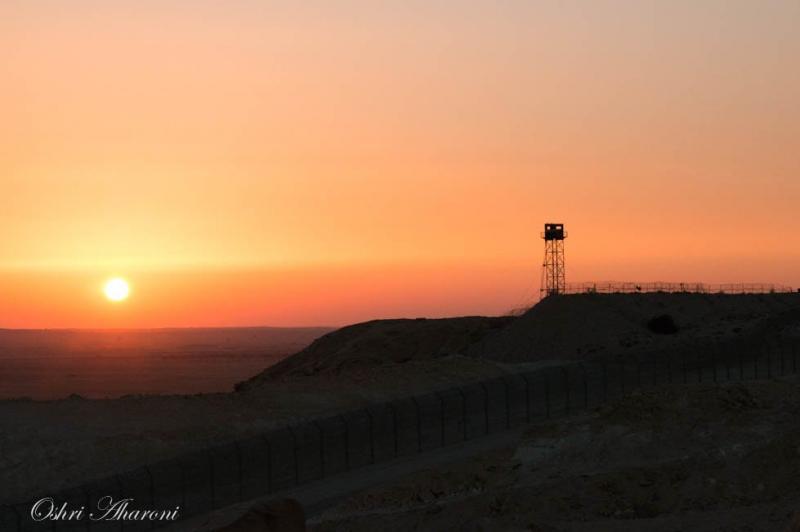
[647,314,679,334]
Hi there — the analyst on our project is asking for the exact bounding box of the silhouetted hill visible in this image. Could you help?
[239,293,800,390]
[469,292,800,362]
[238,317,512,386]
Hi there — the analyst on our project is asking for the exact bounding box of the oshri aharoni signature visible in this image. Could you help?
[31,497,181,522]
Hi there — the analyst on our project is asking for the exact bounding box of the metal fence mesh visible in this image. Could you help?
[4,337,800,531]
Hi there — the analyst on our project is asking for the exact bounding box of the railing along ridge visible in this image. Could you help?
[562,281,795,295]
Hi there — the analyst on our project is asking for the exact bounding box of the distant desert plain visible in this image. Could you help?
[0,327,332,400]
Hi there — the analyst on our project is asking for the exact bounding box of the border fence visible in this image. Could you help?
[561,282,795,295]
[2,337,800,531]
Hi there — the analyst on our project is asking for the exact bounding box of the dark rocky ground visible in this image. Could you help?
[4,292,800,520]
[241,293,800,388]
[313,377,800,531]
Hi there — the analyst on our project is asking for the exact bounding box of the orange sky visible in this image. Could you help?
[1,1,799,328]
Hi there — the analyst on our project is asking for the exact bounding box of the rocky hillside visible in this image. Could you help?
[469,292,800,362]
[237,316,512,387]
[239,293,800,390]
[312,376,800,531]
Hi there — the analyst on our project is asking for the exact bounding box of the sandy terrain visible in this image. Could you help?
[242,294,800,389]
[470,292,800,361]
[0,355,512,504]
[312,377,800,531]
[238,317,512,386]
[3,292,800,516]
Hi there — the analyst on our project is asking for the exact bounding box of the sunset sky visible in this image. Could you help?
[1,1,798,328]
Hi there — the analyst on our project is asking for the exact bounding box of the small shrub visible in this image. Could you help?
[647,314,679,334]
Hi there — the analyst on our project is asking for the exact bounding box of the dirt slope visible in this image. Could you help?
[313,376,800,531]
[240,294,800,391]
[469,292,800,362]
[237,317,512,388]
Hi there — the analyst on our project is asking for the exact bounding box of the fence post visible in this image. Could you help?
[681,351,687,384]
[455,388,467,441]
[666,356,672,385]
[208,450,216,509]
[480,383,490,435]
[262,435,273,494]
[179,458,187,516]
[145,465,156,507]
[648,356,655,387]
[502,378,511,429]
[287,426,299,485]
[338,415,350,470]
[767,345,773,379]
[435,392,446,446]
[635,360,642,390]
[794,341,798,374]
[11,504,21,532]
[581,364,588,410]
[724,343,731,382]
[80,485,91,532]
[648,357,654,387]
[739,347,744,381]
[711,347,717,384]
[602,361,608,402]
[388,403,399,457]
[114,474,124,510]
[364,408,376,464]
[312,421,325,478]
[754,349,759,379]
[234,441,244,502]
[411,396,423,451]
[697,352,703,383]
[545,373,551,419]
[522,373,531,422]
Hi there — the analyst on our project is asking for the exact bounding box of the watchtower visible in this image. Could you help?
[541,223,567,297]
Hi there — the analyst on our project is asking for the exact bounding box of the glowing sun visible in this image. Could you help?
[104,278,130,302]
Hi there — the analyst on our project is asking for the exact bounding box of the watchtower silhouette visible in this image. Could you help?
[541,223,567,298]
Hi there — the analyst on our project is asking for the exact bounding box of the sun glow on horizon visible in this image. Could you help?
[1,1,799,329]
[104,278,130,302]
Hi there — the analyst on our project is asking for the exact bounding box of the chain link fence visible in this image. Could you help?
[562,282,795,294]
[3,337,800,531]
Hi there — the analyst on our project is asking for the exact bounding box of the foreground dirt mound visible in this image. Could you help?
[313,377,800,531]
[237,317,512,387]
[469,292,800,362]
